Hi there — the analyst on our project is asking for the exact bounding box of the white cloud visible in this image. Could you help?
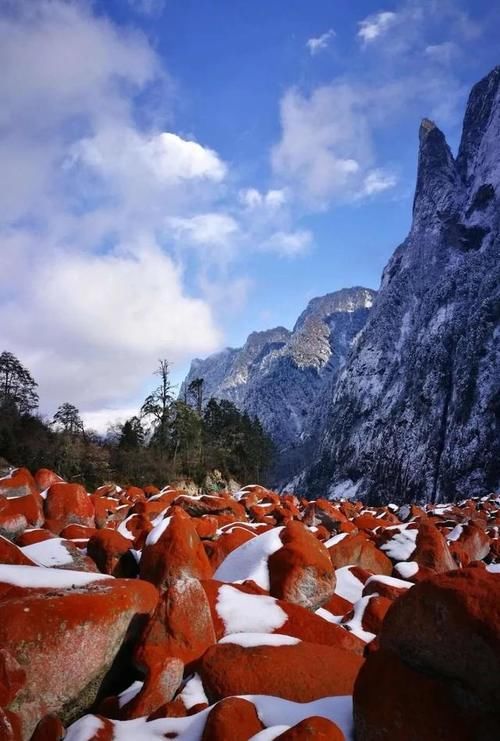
[239,188,287,209]
[358,169,398,197]
[424,41,458,64]
[306,29,336,55]
[0,1,226,416]
[358,11,397,43]
[262,230,313,258]
[272,85,382,206]
[127,0,166,17]
[169,213,239,247]
[72,129,226,186]
[1,235,221,413]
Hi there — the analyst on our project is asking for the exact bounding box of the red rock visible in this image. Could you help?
[205,527,256,571]
[353,648,489,741]
[322,592,354,617]
[0,648,26,706]
[199,640,364,703]
[34,469,64,492]
[449,521,491,566]
[118,513,152,549]
[123,486,145,503]
[30,713,65,741]
[120,658,183,720]
[201,697,263,741]
[0,707,22,741]
[59,524,97,541]
[139,508,212,590]
[173,494,246,522]
[412,521,456,572]
[135,576,216,676]
[0,577,158,738]
[201,580,364,654]
[0,490,44,529]
[91,494,119,529]
[359,595,392,635]
[328,533,392,575]
[43,483,95,534]
[0,536,36,566]
[276,716,345,740]
[0,512,27,541]
[0,468,38,499]
[194,516,219,540]
[87,529,136,577]
[353,513,389,532]
[303,500,347,530]
[361,576,410,601]
[380,568,500,708]
[15,529,55,547]
[268,521,336,610]
[143,485,160,497]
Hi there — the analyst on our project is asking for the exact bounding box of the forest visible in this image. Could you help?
[0,351,274,490]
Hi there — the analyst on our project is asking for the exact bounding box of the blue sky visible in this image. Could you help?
[0,0,498,429]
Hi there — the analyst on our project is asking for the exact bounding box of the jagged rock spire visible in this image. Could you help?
[412,118,462,232]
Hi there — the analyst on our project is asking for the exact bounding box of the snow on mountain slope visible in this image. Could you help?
[301,66,500,504]
[180,288,375,451]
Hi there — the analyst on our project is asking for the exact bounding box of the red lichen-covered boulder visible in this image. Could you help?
[205,527,256,571]
[359,595,393,635]
[43,483,95,534]
[328,533,393,575]
[449,521,491,566]
[15,529,55,547]
[30,713,66,741]
[33,469,64,493]
[0,536,36,566]
[201,580,364,654]
[412,521,456,573]
[353,649,490,741]
[303,500,347,531]
[135,576,216,675]
[139,508,212,590]
[380,568,500,709]
[201,697,263,741]
[0,512,28,542]
[276,716,345,740]
[361,575,411,601]
[199,640,364,703]
[87,529,136,577]
[268,521,336,610]
[0,575,158,738]
[0,468,38,499]
[120,657,184,720]
[0,491,44,530]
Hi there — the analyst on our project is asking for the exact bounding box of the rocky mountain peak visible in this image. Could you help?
[457,65,500,189]
[412,117,462,232]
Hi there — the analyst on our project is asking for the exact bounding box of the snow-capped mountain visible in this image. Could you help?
[301,67,500,504]
[180,287,375,451]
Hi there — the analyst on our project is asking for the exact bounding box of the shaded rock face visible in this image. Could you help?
[180,288,375,477]
[303,67,500,504]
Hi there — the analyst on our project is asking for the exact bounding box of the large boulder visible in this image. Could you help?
[380,567,500,708]
[139,509,212,590]
[201,697,263,741]
[43,483,95,534]
[0,566,158,738]
[0,469,38,499]
[268,522,336,610]
[199,639,364,703]
[328,533,393,575]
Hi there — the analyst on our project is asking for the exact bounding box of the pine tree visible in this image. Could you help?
[0,351,39,414]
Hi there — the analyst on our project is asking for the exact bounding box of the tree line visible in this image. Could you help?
[0,351,274,490]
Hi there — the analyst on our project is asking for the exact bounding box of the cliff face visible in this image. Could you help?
[180,287,375,453]
[302,67,500,504]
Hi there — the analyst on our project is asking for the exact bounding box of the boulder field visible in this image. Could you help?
[0,467,498,740]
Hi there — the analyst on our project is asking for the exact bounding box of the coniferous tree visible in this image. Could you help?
[0,351,39,414]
